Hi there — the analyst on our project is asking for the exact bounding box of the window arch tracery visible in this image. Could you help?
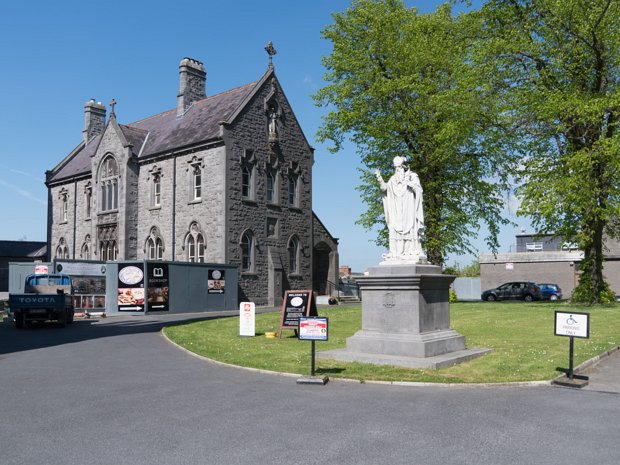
[145,227,164,260]
[56,237,69,260]
[184,221,205,263]
[99,155,119,212]
[81,234,91,260]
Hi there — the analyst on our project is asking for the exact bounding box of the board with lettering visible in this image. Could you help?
[278,290,317,338]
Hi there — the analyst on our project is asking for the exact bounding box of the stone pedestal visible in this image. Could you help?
[318,264,490,369]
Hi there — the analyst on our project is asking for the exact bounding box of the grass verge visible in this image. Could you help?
[163,302,620,383]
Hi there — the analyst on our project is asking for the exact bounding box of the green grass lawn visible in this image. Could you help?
[163,302,620,383]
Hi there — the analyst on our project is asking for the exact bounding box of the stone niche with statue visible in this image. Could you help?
[319,157,490,369]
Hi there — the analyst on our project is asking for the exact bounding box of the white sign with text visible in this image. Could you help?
[554,311,589,339]
[239,302,255,337]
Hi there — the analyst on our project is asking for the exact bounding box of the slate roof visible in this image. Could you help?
[0,241,47,259]
[48,80,258,184]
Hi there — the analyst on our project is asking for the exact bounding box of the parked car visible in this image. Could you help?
[481,282,542,302]
[538,283,562,301]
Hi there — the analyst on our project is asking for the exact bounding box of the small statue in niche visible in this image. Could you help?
[268,106,278,140]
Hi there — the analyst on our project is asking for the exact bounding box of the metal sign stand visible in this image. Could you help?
[296,317,329,385]
[553,312,590,388]
[566,336,589,382]
[296,340,329,385]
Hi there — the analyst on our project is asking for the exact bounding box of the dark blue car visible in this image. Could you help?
[539,283,562,300]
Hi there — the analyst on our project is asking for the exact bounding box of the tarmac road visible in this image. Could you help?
[1,313,619,465]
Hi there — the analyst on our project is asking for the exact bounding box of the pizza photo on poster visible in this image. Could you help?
[208,269,226,294]
[147,263,169,311]
[117,264,145,312]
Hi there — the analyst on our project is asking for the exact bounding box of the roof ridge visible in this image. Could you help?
[127,80,258,127]
[128,108,176,126]
[119,124,149,134]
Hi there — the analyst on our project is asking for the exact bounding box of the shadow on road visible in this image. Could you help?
[0,313,235,355]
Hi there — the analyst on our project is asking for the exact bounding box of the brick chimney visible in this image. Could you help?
[177,58,206,116]
[83,99,106,144]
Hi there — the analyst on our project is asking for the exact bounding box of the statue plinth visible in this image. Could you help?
[379,255,427,266]
[318,264,491,369]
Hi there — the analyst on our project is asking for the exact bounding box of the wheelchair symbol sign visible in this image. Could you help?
[555,311,589,339]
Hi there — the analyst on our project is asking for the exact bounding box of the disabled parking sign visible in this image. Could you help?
[554,311,589,339]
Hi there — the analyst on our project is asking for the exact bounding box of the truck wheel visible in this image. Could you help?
[58,311,67,328]
[67,311,74,324]
[14,313,24,329]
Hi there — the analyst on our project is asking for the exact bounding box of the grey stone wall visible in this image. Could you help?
[49,181,75,259]
[515,233,565,252]
[137,156,175,260]
[90,120,134,260]
[174,146,227,263]
[177,58,207,116]
[73,178,95,259]
[312,213,339,295]
[604,236,620,256]
[480,252,579,298]
[224,74,314,304]
[83,100,106,143]
[603,259,620,295]
[49,176,97,261]
[136,145,227,262]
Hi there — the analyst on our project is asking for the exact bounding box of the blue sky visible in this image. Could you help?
[0,0,526,271]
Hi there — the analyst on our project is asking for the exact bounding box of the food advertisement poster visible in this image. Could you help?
[117,264,145,312]
[208,269,226,294]
[147,263,169,312]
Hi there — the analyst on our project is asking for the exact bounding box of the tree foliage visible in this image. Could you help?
[443,259,480,276]
[477,0,620,303]
[314,0,515,265]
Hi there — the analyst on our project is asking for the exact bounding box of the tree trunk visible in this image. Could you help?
[590,219,605,304]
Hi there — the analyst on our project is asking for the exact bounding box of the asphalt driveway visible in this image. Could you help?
[1,313,618,465]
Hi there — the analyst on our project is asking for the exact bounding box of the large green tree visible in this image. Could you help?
[478,0,620,303]
[314,0,513,265]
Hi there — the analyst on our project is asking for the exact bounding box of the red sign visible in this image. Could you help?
[34,265,49,275]
[298,317,328,341]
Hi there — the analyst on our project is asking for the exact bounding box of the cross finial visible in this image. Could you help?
[110,98,117,118]
[265,41,277,68]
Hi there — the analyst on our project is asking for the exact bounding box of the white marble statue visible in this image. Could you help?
[375,156,425,263]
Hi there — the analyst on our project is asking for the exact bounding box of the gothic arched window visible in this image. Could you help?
[81,235,91,260]
[185,222,205,263]
[240,230,255,272]
[56,237,69,260]
[99,155,119,212]
[100,241,118,261]
[145,227,164,260]
[288,236,300,274]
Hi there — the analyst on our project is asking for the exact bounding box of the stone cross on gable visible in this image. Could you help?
[110,98,117,118]
[265,41,277,68]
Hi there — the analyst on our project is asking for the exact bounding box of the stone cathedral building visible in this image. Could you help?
[45,50,339,306]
